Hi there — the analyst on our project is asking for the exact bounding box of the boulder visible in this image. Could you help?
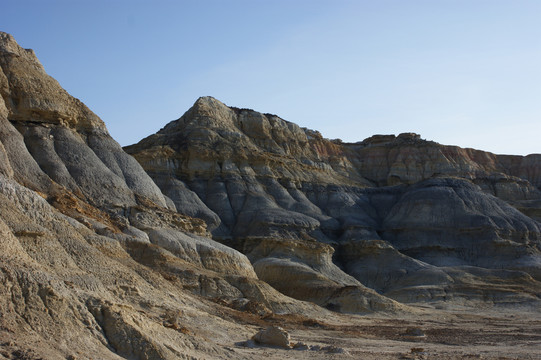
[252,326,291,348]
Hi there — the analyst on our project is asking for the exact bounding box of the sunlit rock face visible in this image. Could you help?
[127,95,541,307]
[1,32,348,359]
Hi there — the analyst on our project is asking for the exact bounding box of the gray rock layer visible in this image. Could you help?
[126,96,541,307]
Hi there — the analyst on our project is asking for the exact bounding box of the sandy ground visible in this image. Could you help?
[222,305,541,360]
[2,295,539,359]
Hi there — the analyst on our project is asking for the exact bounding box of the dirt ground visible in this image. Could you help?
[222,304,541,359]
[2,292,539,359]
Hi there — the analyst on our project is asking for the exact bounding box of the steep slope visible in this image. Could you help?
[126,96,541,306]
[125,97,401,312]
[1,32,371,359]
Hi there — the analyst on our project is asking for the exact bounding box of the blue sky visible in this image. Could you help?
[2,0,540,155]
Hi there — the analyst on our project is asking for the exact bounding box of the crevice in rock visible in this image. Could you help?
[85,300,120,357]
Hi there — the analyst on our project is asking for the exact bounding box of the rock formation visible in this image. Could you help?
[1,31,541,359]
[126,96,541,307]
[0,32,332,359]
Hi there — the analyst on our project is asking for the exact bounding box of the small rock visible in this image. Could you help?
[251,326,291,349]
[292,341,308,350]
[162,308,183,329]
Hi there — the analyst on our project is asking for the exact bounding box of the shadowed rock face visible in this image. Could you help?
[126,96,541,306]
[124,96,401,313]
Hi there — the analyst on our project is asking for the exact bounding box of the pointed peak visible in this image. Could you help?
[192,96,229,110]
[191,96,266,118]
[188,96,235,118]
[195,95,222,104]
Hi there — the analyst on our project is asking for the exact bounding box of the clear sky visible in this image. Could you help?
[2,0,540,155]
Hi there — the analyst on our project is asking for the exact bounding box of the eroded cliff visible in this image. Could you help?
[0,32,349,359]
[126,96,541,307]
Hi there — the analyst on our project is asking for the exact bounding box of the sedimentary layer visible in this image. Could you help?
[126,96,541,306]
[0,32,344,359]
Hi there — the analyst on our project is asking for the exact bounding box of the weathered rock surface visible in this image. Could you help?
[251,326,291,348]
[0,32,328,359]
[126,96,405,312]
[2,30,541,359]
[126,96,541,309]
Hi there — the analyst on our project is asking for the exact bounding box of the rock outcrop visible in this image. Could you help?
[125,96,404,312]
[0,32,329,359]
[126,96,541,308]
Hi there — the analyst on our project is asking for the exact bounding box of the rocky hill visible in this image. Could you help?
[126,96,541,306]
[0,32,345,359]
[1,31,541,359]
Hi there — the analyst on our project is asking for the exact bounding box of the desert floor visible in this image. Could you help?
[222,304,541,359]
